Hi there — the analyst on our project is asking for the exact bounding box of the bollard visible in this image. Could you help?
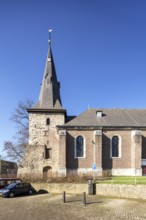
[63,191,66,203]
[82,192,86,206]
[93,182,96,195]
[88,178,93,195]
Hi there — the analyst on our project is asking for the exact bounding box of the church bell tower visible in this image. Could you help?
[18,31,67,177]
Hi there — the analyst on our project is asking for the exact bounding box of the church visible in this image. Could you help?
[18,38,146,178]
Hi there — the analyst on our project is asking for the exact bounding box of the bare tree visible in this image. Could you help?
[3,99,34,163]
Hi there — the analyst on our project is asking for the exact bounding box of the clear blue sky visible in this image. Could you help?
[0,0,146,156]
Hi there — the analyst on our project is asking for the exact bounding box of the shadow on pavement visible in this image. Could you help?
[86,200,103,205]
[37,189,49,194]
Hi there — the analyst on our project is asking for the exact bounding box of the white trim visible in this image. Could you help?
[94,130,102,136]
[111,168,142,176]
[58,168,67,177]
[110,134,122,158]
[59,130,66,136]
[142,159,146,166]
[67,168,102,176]
[74,135,86,159]
[131,130,142,136]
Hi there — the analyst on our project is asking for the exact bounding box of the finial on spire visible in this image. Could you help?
[48,29,53,45]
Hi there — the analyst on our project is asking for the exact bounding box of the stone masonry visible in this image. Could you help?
[18,112,65,177]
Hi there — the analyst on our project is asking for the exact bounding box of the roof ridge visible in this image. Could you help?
[89,108,146,111]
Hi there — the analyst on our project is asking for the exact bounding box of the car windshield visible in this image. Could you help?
[4,183,17,189]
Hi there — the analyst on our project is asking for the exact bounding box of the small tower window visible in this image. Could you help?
[46,118,50,125]
[50,76,53,83]
[44,146,52,159]
[45,73,48,79]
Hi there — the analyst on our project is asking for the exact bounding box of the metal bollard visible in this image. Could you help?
[63,191,66,203]
[82,192,86,206]
[88,178,93,195]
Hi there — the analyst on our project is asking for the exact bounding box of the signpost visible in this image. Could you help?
[92,164,96,170]
[92,163,96,181]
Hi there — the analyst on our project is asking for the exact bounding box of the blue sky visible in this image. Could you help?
[0,0,146,157]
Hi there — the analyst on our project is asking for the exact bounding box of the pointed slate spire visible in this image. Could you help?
[34,47,63,109]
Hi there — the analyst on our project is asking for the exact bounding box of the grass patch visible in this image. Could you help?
[96,176,146,185]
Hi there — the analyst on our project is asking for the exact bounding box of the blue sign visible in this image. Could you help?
[92,164,96,170]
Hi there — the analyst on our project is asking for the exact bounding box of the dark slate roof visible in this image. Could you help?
[33,47,63,110]
[62,108,146,128]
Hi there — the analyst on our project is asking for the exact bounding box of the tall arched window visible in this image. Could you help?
[112,136,119,157]
[75,136,84,158]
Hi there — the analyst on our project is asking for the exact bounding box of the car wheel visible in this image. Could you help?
[28,189,33,195]
[9,192,15,198]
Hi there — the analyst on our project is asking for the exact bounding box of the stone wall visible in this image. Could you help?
[18,112,65,176]
[29,113,65,145]
[96,184,146,200]
[32,183,146,200]
[18,145,56,174]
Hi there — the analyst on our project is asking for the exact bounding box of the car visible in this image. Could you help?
[1,182,34,198]
[0,178,22,189]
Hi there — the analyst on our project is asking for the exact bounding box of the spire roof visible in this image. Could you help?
[33,46,63,110]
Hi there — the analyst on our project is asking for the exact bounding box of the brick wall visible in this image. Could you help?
[102,130,131,169]
[66,130,132,170]
[66,130,95,169]
[66,129,145,175]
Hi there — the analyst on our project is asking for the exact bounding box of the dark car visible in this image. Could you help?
[1,182,34,198]
[0,178,22,189]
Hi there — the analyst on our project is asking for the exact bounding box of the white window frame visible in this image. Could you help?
[110,135,122,158]
[74,135,86,159]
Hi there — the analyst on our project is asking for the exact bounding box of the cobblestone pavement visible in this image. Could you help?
[0,194,146,220]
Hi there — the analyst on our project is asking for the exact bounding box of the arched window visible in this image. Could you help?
[75,136,84,158]
[112,136,119,157]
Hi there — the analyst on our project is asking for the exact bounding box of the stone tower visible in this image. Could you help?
[18,43,67,178]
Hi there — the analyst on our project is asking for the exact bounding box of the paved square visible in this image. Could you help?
[0,194,146,220]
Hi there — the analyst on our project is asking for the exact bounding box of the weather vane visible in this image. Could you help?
[48,29,53,45]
